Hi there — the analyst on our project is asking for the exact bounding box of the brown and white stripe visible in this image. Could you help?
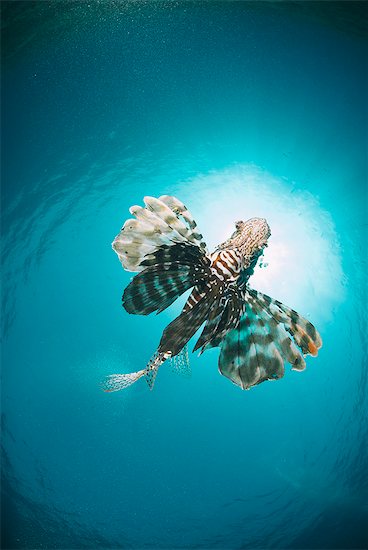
[210,249,242,281]
[183,285,207,312]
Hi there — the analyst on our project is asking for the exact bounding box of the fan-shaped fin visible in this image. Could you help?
[112,196,210,276]
[123,266,193,315]
[122,242,211,315]
[219,303,286,390]
[159,195,208,251]
[218,288,320,390]
[247,289,322,357]
[246,293,307,371]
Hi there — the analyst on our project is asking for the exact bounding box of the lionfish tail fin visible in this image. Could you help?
[218,288,322,390]
[101,370,146,392]
[102,351,170,393]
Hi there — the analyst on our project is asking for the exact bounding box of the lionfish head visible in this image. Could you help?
[217,217,271,261]
[235,217,271,250]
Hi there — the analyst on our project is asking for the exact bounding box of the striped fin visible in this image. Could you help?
[219,303,286,390]
[218,289,320,390]
[182,248,243,352]
[139,241,208,268]
[182,285,205,314]
[159,195,208,252]
[247,289,322,357]
[157,271,243,360]
[158,291,214,357]
[193,285,244,353]
[123,268,191,315]
[193,297,226,352]
[246,293,307,371]
[123,243,211,315]
[112,196,210,273]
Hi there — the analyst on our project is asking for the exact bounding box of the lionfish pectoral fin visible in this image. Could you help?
[218,310,286,390]
[218,289,321,390]
[247,289,322,357]
[113,195,211,316]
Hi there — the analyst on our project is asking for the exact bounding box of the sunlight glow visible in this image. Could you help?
[180,164,345,324]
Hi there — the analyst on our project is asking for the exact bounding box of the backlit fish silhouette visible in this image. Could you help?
[103,195,322,392]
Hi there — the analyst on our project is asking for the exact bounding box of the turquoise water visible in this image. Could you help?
[1,2,367,548]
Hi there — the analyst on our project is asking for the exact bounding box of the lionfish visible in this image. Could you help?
[103,195,322,392]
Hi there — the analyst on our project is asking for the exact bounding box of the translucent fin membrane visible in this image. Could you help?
[102,370,146,392]
[145,365,159,390]
[171,344,191,378]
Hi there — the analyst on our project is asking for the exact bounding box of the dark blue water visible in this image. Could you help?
[2,2,367,548]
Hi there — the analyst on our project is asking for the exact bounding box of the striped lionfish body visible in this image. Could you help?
[103,195,322,392]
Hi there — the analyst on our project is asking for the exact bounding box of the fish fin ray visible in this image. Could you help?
[102,351,169,393]
[113,196,210,273]
[171,344,191,378]
[158,290,214,356]
[247,289,322,356]
[194,286,244,352]
[158,195,209,252]
[218,302,285,390]
[122,243,211,315]
[101,370,146,392]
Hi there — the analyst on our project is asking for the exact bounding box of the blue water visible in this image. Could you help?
[2,2,367,549]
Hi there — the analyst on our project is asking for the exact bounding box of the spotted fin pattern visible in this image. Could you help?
[171,344,191,378]
[218,289,321,390]
[113,196,211,316]
[112,196,208,272]
[247,289,322,357]
[158,195,208,252]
